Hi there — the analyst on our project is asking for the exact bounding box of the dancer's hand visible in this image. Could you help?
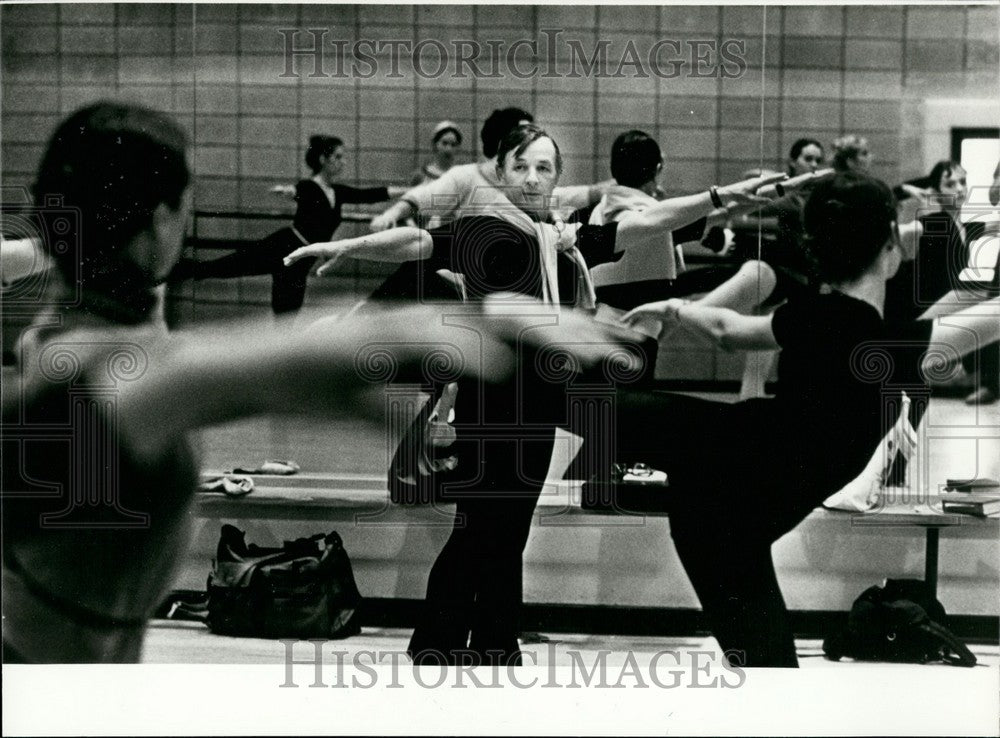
[369,212,397,232]
[717,172,788,207]
[899,183,936,206]
[896,184,937,226]
[757,168,835,198]
[284,241,351,276]
[553,220,582,252]
[370,201,412,232]
[621,298,688,328]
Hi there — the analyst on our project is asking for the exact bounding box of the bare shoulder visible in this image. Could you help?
[22,323,169,390]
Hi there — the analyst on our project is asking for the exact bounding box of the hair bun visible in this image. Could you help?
[802,172,896,283]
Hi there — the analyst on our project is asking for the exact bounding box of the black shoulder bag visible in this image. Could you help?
[823,579,977,667]
[207,525,362,639]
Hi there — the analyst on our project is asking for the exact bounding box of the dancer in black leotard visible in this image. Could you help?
[172,135,405,315]
[618,172,1000,667]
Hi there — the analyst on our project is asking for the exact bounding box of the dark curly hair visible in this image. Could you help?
[802,172,897,284]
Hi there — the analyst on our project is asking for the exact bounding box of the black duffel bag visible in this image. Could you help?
[823,578,976,667]
[207,525,362,639]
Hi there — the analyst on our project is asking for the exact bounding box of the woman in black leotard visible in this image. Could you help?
[619,172,1000,667]
[174,135,405,315]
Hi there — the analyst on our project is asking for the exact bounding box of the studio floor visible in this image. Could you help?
[141,620,1000,669]
[7,622,997,737]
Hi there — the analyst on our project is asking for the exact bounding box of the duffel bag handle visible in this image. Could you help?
[920,620,978,667]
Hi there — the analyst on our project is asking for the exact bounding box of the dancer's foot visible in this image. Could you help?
[407,625,471,666]
[467,634,524,666]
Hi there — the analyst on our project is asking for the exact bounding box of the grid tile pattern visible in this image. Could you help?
[3,4,997,377]
[3,3,997,216]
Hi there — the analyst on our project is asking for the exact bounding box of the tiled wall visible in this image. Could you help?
[3,4,998,347]
[4,4,998,230]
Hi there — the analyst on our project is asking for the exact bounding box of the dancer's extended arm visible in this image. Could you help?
[284,228,433,275]
[622,297,779,351]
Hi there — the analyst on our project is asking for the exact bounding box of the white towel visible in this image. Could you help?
[823,393,918,512]
[589,184,681,284]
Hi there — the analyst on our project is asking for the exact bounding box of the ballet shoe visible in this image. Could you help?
[232,459,300,475]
